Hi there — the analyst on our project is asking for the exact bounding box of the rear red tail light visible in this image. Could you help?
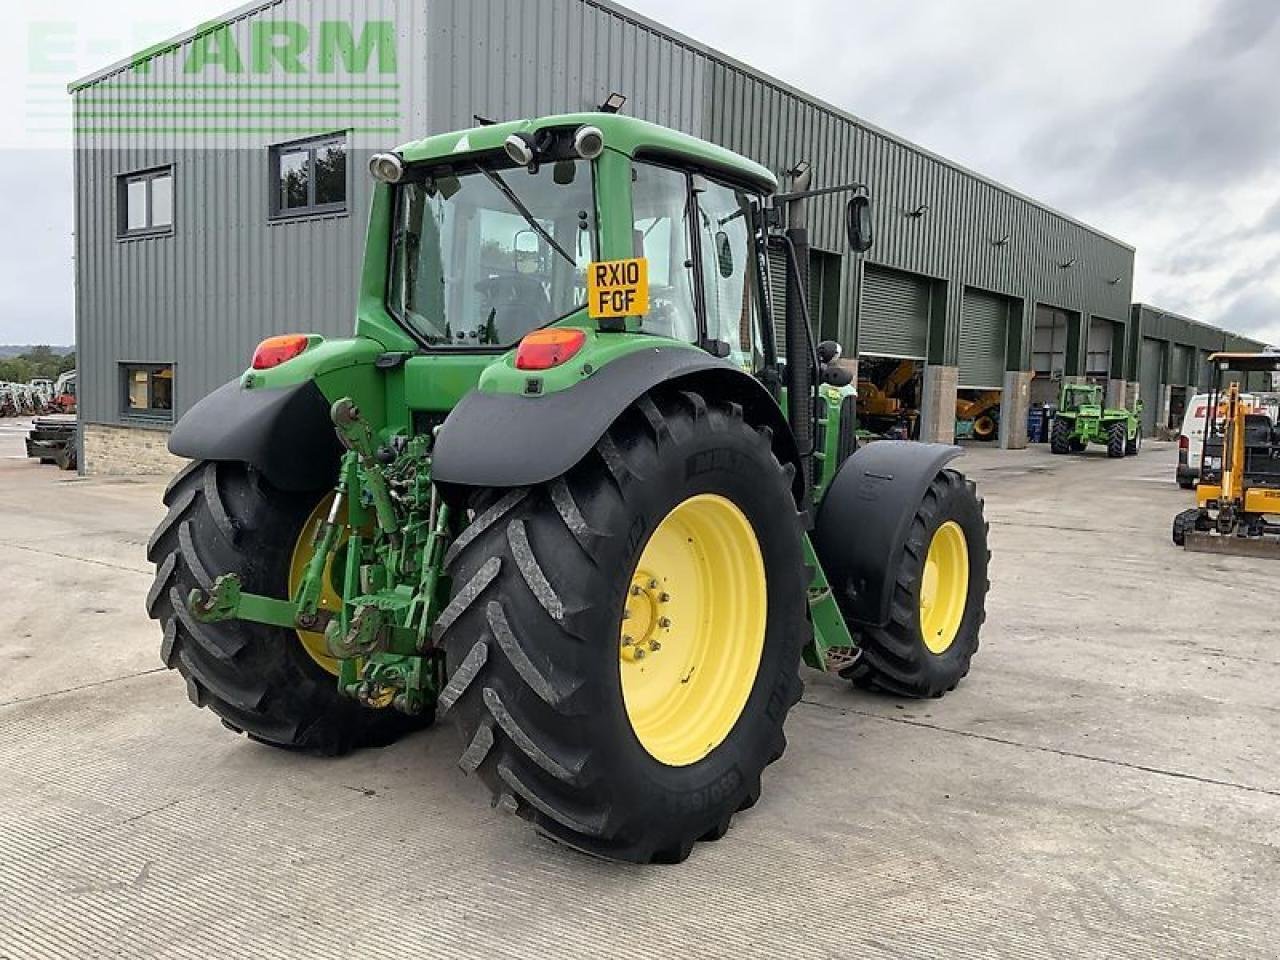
[1179,435,1189,451]
[515,328,588,371]
[253,335,311,370]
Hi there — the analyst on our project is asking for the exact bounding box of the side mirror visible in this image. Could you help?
[514,230,542,275]
[715,231,735,278]
[847,194,873,253]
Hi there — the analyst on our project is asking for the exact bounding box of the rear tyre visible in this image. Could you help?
[1126,426,1142,457]
[1050,419,1072,455]
[146,460,430,756]
[437,391,808,863]
[1107,423,1126,459]
[848,471,989,699]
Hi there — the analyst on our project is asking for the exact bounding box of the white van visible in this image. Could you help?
[1176,393,1277,488]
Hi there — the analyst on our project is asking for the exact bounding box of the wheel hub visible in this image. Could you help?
[618,494,767,768]
[919,521,970,655]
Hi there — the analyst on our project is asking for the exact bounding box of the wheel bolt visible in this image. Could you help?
[622,635,635,646]
[633,648,646,660]
[648,579,659,590]
[659,593,671,603]
[659,618,672,629]
[649,641,662,653]
[631,585,643,597]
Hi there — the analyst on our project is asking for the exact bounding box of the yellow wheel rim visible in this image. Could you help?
[620,494,767,768]
[974,416,996,439]
[288,495,348,676]
[919,521,970,655]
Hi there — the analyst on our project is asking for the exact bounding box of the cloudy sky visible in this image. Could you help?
[1,0,1277,346]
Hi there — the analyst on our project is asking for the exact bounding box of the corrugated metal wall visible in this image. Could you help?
[73,0,430,426]
[75,0,1152,430]
[1128,304,1267,397]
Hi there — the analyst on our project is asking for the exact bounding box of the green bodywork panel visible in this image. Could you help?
[188,112,861,713]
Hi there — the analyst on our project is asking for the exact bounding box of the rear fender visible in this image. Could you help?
[431,347,804,503]
[812,441,963,627]
[168,380,343,493]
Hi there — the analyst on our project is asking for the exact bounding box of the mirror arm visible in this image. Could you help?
[772,182,870,204]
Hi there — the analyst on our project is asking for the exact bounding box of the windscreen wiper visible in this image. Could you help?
[480,167,575,266]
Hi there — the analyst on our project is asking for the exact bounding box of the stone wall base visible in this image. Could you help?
[921,365,959,444]
[1000,371,1032,450]
[84,424,187,479]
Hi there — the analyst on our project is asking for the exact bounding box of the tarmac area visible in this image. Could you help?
[0,422,1276,959]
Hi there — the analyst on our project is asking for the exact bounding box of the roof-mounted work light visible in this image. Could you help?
[599,92,628,114]
[369,153,405,184]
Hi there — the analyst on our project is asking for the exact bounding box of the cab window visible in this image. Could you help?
[693,179,764,372]
[630,163,698,343]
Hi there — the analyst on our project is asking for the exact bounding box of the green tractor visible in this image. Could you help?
[1050,383,1142,458]
[148,112,989,864]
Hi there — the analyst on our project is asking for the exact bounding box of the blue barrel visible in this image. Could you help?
[1027,407,1045,444]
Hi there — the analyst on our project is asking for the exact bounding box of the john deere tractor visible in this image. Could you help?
[1050,383,1142,458]
[148,112,989,864]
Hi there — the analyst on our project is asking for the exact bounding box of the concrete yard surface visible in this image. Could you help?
[0,434,1277,959]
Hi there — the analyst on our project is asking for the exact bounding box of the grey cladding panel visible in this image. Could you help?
[860,265,930,359]
[1139,337,1164,435]
[959,289,1009,389]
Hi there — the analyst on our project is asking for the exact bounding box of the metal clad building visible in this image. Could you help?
[1129,303,1268,436]
[67,0,1256,470]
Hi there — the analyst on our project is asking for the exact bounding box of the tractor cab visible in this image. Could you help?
[1058,384,1102,417]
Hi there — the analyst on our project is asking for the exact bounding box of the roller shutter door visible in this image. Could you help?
[1139,337,1164,435]
[860,265,930,359]
[1172,344,1193,385]
[1086,318,1115,380]
[767,247,822,360]
[959,289,1009,389]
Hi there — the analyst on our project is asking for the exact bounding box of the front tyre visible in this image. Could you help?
[146,461,429,755]
[849,472,989,699]
[436,392,808,864]
[1107,422,1126,459]
[1126,425,1142,457]
[1051,419,1072,455]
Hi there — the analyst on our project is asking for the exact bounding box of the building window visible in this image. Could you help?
[118,167,174,238]
[270,133,348,219]
[122,364,175,420]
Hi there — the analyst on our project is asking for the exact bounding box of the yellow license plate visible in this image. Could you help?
[588,258,649,319]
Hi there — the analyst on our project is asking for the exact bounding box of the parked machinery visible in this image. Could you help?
[25,417,78,470]
[51,371,78,414]
[857,358,921,439]
[1050,383,1143,459]
[955,390,1002,442]
[147,112,991,864]
[1174,353,1280,556]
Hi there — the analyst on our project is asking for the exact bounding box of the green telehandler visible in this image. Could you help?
[1050,383,1143,458]
[148,111,989,864]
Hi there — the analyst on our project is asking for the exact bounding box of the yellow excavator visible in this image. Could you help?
[1173,352,1280,556]
[955,390,1002,442]
[857,359,920,439]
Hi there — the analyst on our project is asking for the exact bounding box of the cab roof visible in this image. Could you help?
[1209,352,1280,372]
[396,113,778,194]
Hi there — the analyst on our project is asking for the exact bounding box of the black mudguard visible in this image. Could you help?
[168,380,342,493]
[812,441,963,628]
[432,347,803,501]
